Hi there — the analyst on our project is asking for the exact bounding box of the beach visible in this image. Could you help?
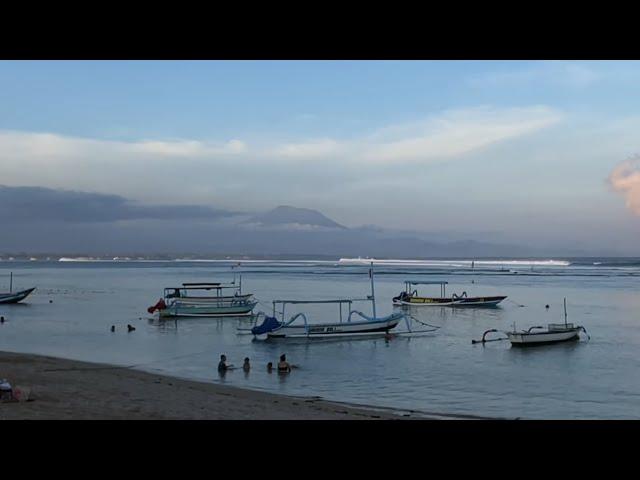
[0,351,434,420]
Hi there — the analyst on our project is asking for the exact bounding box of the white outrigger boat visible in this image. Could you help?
[0,273,36,304]
[244,267,408,340]
[147,277,257,318]
[393,280,507,307]
[472,299,589,347]
[165,281,253,304]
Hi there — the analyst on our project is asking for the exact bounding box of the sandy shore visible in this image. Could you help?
[0,351,477,420]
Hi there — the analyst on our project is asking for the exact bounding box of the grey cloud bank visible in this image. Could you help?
[0,185,616,257]
[0,185,235,223]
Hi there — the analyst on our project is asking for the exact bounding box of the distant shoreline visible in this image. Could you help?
[0,351,487,420]
[2,255,638,262]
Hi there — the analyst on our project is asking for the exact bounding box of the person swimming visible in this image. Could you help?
[277,354,291,373]
[267,362,273,373]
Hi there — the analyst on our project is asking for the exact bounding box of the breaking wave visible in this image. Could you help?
[338,258,571,267]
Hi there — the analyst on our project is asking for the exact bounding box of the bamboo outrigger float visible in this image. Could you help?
[393,280,507,307]
[472,299,590,347]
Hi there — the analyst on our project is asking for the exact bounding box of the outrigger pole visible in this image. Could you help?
[471,328,507,344]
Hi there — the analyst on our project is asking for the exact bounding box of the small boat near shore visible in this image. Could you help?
[506,323,586,346]
[0,273,36,304]
[148,277,257,318]
[245,267,408,339]
[472,299,589,347]
[393,281,506,307]
[0,287,36,304]
[164,282,254,304]
[252,301,405,339]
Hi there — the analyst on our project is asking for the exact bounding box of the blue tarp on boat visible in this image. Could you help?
[251,316,283,335]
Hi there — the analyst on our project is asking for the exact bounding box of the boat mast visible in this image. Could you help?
[9,272,12,293]
[232,262,242,294]
[369,261,377,318]
[564,297,567,327]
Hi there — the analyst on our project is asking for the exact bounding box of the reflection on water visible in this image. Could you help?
[1,261,639,419]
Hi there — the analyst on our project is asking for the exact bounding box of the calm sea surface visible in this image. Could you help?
[1,259,639,419]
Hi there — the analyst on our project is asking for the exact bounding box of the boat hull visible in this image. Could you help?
[170,294,253,304]
[393,297,455,306]
[452,296,507,307]
[267,316,401,339]
[0,288,36,304]
[159,301,257,318]
[507,328,580,346]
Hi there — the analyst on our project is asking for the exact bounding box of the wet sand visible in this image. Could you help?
[0,351,455,420]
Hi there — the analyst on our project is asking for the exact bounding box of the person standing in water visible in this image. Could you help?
[242,357,251,372]
[277,354,291,373]
[218,354,233,373]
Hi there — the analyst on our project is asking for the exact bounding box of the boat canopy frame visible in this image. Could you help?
[272,298,374,324]
[164,275,243,299]
[404,280,448,298]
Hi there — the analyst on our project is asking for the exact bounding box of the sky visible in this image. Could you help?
[1,60,640,255]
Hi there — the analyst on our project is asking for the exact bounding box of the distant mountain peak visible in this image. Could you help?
[244,205,347,230]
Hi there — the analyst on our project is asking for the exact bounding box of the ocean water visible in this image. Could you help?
[1,258,639,419]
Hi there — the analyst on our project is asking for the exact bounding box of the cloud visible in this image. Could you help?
[0,130,247,159]
[273,105,562,163]
[609,156,640,215]
[0,105,562,208]
[130,139,247,156]
[0,185,235,223]
[469,62,601,89]
[274,139,342,158]
[361,106,562,162]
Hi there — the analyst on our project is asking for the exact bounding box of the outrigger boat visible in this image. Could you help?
[392,281,507,307]
[245,267,408,340]
[0,273,36,304]
[472,299,589,347]
[164,281,253,304]
[147,277,257,318]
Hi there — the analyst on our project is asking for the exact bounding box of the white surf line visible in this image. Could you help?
[338,258,571,267]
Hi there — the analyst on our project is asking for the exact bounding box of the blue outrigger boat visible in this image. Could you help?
[245,267,408,340]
